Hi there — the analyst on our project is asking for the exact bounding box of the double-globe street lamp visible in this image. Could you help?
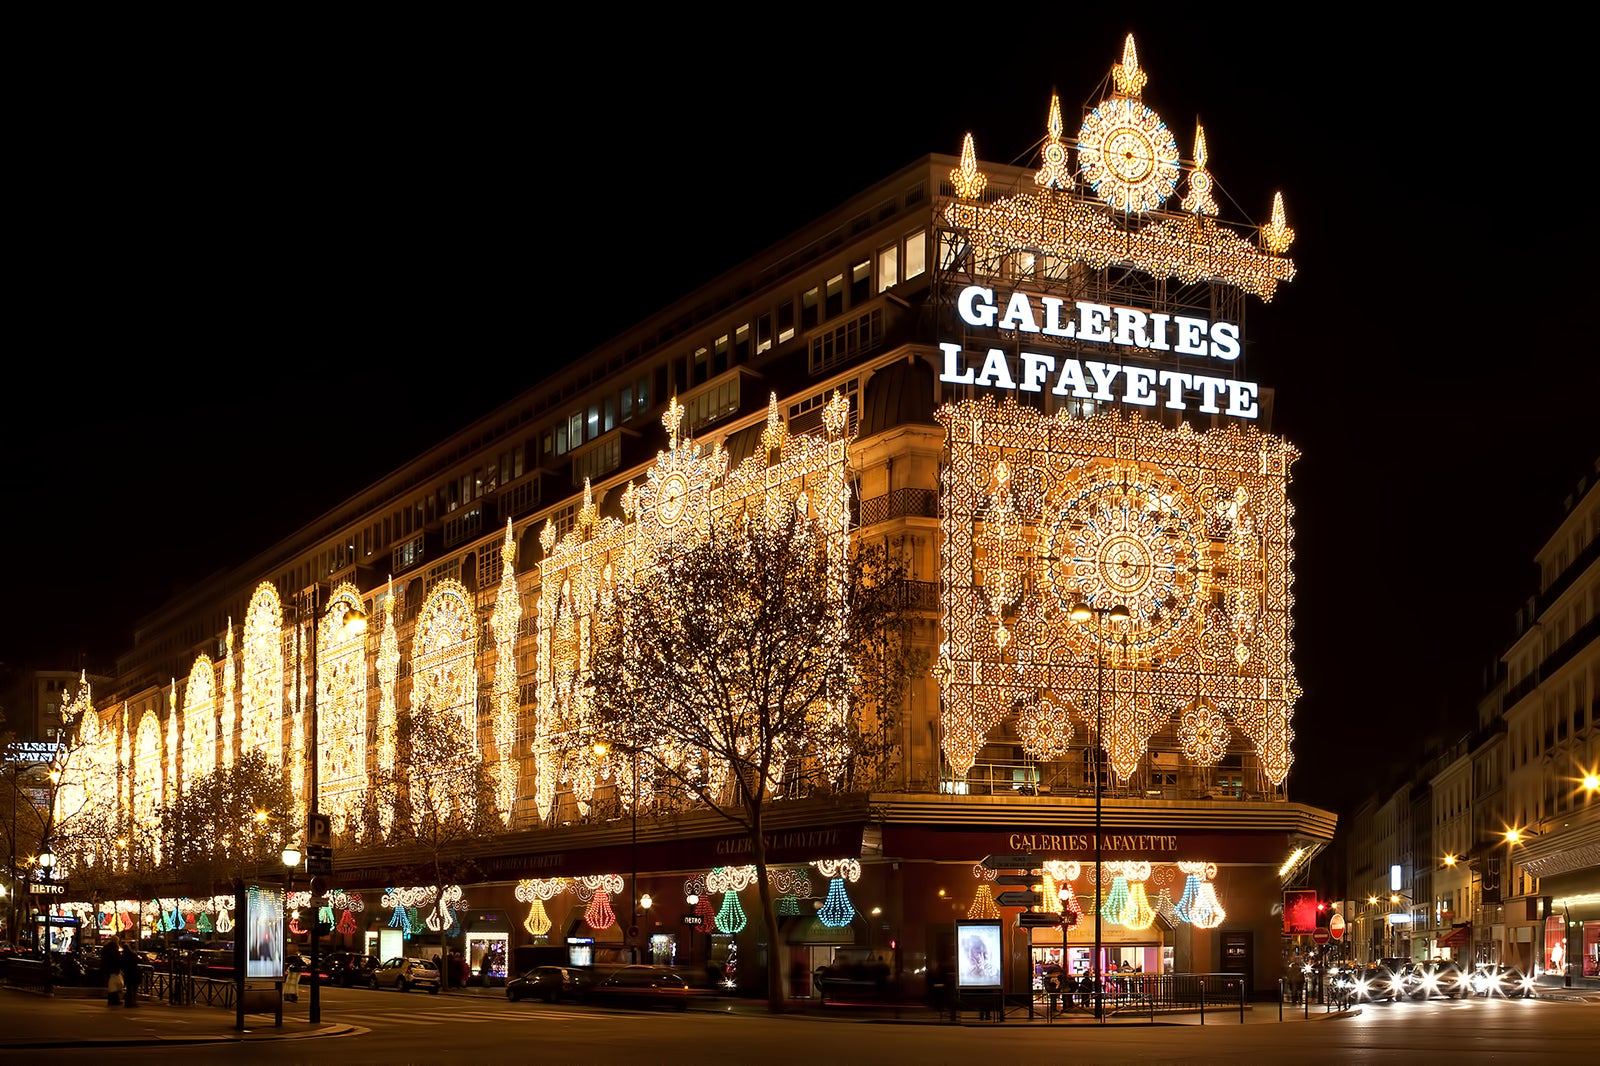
[1068,599,1129,1025]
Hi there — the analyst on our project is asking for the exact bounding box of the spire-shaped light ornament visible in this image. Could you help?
[1260,192,1295,254]
[1112,33,1148,97]
[1035,94,1073,190]
[950,132,988,200]
[1181,122,1219,216]
[968,883,1000,919]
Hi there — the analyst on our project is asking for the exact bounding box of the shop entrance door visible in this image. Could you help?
[1221,931,1252,987]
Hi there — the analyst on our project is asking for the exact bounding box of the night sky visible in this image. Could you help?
[5,12,1595,816]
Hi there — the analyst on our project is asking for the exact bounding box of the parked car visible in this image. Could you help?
[1469,964,1536,998]
[578,965,689,1011]
[373,956,441,993]
[1401,959,1468,999]
[325,952,380,988]
[506,965,589,1003]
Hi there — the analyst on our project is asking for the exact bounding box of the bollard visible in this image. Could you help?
[1278,979,1284,1022]
[1200,978,1206,1025]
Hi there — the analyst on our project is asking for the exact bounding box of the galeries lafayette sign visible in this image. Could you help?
[940,284,1260,419]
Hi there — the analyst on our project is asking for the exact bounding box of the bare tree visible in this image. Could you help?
[585,508,919,1012]
[355,702,497,988]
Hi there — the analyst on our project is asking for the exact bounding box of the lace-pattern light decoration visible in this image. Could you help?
[535,391,854,824]
[943,35,1295,300]
[489,521,523,824]
[183,655,216,787]
[134,710,163,863]
[375,578,400,834]
[937,398,1299,785]
[516,877,566,936]
[410,579,479,827]
[221,620,236,769]
[318,583,368,833]
[241,583,284,768]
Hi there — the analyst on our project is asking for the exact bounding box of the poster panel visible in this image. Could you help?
[955,919,1002,990]
[244,883,285,979]
[1283,890,1319,936]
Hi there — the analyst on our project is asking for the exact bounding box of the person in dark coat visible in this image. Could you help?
[100,935,123,1007]
[121,941,142,1007]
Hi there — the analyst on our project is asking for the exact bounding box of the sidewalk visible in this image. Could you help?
[0,985,359,1049]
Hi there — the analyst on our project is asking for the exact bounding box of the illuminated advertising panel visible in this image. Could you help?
[955,919,1002,990]
[244,883,285,979]
[1283,890,1318,936]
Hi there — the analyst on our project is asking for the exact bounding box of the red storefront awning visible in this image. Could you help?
[1438,923,1471,949]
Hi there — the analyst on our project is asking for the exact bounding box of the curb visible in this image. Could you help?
[0,1024,361,1050]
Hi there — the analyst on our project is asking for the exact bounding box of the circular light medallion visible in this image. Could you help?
[1044,462,1204,661]
[1077,96,1180,212]
[657,472,689,527]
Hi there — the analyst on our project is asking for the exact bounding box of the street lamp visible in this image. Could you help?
[1068,599,1129,1025]
[38,844,57,996]
[291,589,367,1024]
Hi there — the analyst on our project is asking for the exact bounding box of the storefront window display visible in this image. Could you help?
[467,932,508,980]
[1582,922,1598,978]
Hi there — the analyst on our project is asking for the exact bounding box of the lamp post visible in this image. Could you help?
[38,844,57,996]
[1069,599,1129,1024]
[292,588,366,1024]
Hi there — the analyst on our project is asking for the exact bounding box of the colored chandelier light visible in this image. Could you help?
[1123,882,1156,930]
[524,898,552,937]
[585,890,617,931]
[818,878,855,928]
[715,891,747,934]
[778,895,801,917]
[1100,876,1130,925]
[1175,873,1202,923]
[968,885,1000,920]
[1190,881,1226,929]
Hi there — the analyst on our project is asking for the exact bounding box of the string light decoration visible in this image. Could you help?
[968,884,1000,920]
[375,578,400,834]
[1154,888,1178,926]
[708,865,759,894]
[585,890,617,931]
[315,583,368,832]
[183,654,216,787]
[778,895,801,917]
[489,521,523,825]
[409,580,479,827]
[1181,122,1219,217]
[1174,862,1205,923]
[715,891,748,934]
[241,583,283,768]
[536,390,854,824]
[1122,868,1157,931]
[817,878,856,928]
[1016,695,1074,761]
[942,36,1296,299]
[167,681,179,807]
[1099,868,1131,925]
[221,619,236,769]
[950,132,987,200]
[1179,697,1231,766]
[937,398,1300,786]
[1035,94,1073,190]
[1189,870,1226,929]
[516,878,566,937]
[337,910,357,936]
[134,710,163,863]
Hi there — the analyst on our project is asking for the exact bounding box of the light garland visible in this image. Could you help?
[810,858,860,883]
[950,132,987,200]
[183,654,216,787]
[375,578,400,834]
[708,866,758,893]
[221,619,236,769]
[817,878,856,928]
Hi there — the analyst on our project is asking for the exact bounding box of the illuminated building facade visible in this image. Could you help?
[49,37,1334,995]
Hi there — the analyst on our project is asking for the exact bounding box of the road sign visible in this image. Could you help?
[1018,911,1063,928]
[995,889,1041,908]
[1312,929,1330,945]
[29,881,68,896]
[681,915,704,926]
[1329,913,1346,940]
[994,874,1036,886]
[307,844,333,875]
[980,854,1038,871]
[627,925,640,940]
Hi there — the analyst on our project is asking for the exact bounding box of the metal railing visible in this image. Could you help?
[1038,972,1248,1022]
[140,969,236,1009]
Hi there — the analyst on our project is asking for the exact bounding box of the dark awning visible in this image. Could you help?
[1438,923,1471,949]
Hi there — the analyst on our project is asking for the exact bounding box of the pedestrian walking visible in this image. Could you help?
[121,941,142,1007]
[101,935,124,1007]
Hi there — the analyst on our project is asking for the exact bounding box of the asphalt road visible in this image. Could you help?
[20,986,1599,1065]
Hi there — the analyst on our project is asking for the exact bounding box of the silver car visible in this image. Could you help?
[373,956,441,993]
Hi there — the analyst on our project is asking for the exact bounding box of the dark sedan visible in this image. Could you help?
[506,965,590,1003]
[579,965,690,1011]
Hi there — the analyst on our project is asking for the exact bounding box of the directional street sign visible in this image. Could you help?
[994,874,1036,886]
[1018,911,1063,928]
[995,889,1041,908]
[980,854,1038,871]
